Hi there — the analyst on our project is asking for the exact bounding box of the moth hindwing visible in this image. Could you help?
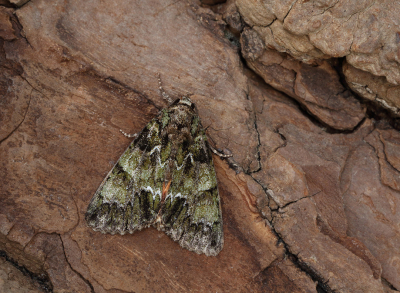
[85,97,224,256]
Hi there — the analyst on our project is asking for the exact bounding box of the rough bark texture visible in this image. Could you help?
[236,0,400,119]
[343,61,400,116]
[1,0,400,292]
[236,0,400,85]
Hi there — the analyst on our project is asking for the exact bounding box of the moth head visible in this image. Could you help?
[178,96,196,110]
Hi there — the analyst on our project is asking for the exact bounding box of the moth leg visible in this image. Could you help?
[120,129,138,138]
[203,126,232,158]
[209,144,232,158]
[157,73,173,104]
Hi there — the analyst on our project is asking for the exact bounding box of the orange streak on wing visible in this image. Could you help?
[161,180,172,202]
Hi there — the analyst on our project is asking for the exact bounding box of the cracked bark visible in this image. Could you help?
[2,0,400,292]
[0,87,32,143]
[59,235,94,293]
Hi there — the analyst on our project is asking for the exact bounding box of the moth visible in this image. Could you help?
[85,85,224,256]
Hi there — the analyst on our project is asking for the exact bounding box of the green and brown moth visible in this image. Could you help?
[85,91,224,256]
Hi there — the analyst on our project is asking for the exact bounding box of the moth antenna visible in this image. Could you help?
[120,129,138,138]
[157,73,173,104]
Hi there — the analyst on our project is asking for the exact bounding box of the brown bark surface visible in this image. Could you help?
[1,1,399,292]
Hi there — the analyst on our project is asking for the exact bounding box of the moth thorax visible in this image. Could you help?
[171,108,193,126]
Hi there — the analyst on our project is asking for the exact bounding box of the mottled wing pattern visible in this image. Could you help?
[160,122,223,256]
[85,116,167,234]
[85,97,223,256]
